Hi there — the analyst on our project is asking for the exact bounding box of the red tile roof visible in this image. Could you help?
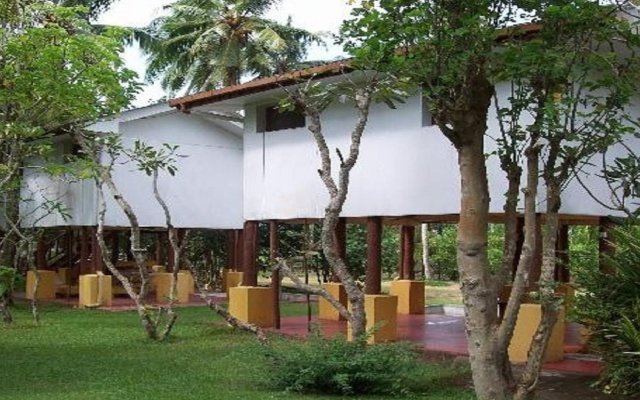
[168,23,542,111]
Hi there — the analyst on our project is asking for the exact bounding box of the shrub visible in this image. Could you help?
[264,329,431,396]
[573,225,640,396]
[0,266,16,299]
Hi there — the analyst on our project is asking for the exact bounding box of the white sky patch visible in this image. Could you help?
[98,0,354,106]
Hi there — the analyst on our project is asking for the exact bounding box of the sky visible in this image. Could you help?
[97,0,355,106]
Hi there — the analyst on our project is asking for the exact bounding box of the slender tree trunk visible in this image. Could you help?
[514,182,562,400]
[457,135,509,400]
[421,224,432,280]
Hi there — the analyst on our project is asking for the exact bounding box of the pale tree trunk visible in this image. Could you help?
[421,224,432,280]
[514,180,562,400]
[282,85,375,339]
[151,169,188,341]
[95,182,158,340]
[456,134,509,399]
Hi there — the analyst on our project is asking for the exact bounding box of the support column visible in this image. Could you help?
[154,231,162,265]
[167,230,175,272]
[365,217,382,295]
[269,221,280,329]
[226,230,237,269]
[331,218,347,282]
[110,231,120,268]
[235,229,244,272]
[599,217,616,274]
[555,224,570,282]
[36,236,47,271]
[401,225,415,280]
[242,221,259,286]
[80,227,89,275]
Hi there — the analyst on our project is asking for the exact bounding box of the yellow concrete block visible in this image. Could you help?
[556,284,575,315]
[79,274,99,307]
[508,304,565,363]
[57,268,71,285]
[225,271,244,296]
[228,286,274,328]
[152,265,166,273]
[179,269,195,294]
[318,282,348,321]
[26,270,57,300]
[98,275,112,307]
[390,280,425,314]
[348,295,398,344]
[155,273,191,304]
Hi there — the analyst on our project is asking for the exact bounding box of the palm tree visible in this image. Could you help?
[142,0,323,94]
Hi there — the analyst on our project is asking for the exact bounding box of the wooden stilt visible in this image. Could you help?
[242,221,259,286]
[36,236,47,271]
[80,227,89,275]
[269,221,281,329]
[365,217,382,295]
[235,229,244,273]
[401,225,415,280]
[599,217,616,275]
[226,230,237,269]
[110,231,120,268]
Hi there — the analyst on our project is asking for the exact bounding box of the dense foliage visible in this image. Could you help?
[142,0,322,93]
[574,225,640,396]
[264,329,462,396]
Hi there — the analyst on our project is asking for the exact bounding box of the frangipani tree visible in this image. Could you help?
[342,1,640,398]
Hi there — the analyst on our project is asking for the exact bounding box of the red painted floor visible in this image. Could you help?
[275,314,603,376]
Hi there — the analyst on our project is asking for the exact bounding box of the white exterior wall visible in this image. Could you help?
[103,112,243,229]
[20,108,244,230]
[243,85,640,221]
[20,137,97,228]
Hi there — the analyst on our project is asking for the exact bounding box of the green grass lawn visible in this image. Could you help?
[0,303,473,400]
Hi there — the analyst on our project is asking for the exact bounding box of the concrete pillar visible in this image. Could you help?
[390,280,425,314]
[508,304,565,363]
[26,270,57,300]
[229,286,275,328]
[348,294,398,344]
[318,282,347,320]
[365,217,382,295]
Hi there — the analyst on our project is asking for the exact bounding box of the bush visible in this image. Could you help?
[573,225,640,396]
[264,329,431,396]
[0,266,16,299]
